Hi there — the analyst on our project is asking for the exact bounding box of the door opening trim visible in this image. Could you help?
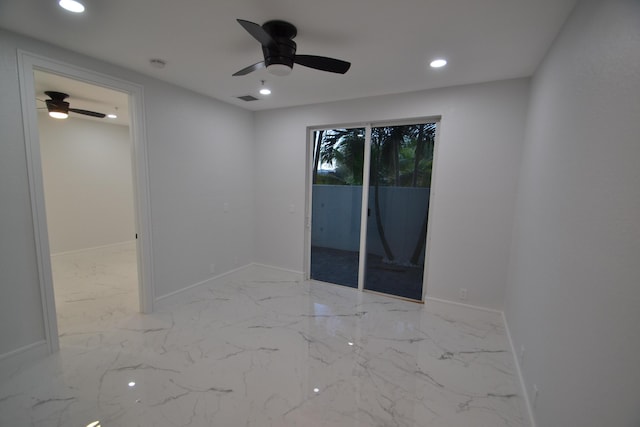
[17,50,155,354]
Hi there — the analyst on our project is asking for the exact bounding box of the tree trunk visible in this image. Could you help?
[312,130,324,184]
[409,201,429,265]
[372,151,395,262]
[393,137,400,185]
[412,125,425,187]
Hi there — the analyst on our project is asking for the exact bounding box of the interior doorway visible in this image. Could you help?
[34,70,140,340]
[307,120,439,301]
[17,51,154,354]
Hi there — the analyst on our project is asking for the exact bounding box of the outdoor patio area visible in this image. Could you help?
[311,246,424,300]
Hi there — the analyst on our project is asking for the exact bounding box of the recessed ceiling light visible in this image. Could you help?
[259,80,271,96]
[430,58,447,68]
[107,114,117,119]
[59,0,85,13]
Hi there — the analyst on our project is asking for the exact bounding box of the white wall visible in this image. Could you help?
[254,79,529,310]
[39,116,134,253]
[0,29,254,360]
[504,1,640,426]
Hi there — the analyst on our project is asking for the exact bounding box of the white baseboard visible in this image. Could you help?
[155,263,305,307]
[424,295,503,314]
[249,263,304,279]
[51,240,136,257]
[154,264,252,304]
[502,312,536,427]
[0,340,49,381]
[426,296,534,426]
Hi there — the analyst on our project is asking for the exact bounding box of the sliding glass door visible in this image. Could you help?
[363,123,435,300]
[310,128,365,288]
[309,121,437,301]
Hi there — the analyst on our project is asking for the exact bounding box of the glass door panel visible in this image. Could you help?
[310,128,365,288]
[363,123,436,300]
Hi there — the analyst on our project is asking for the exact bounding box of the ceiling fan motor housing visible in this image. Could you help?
[262,38,296,70]
[45,99,70,113]
[261,21,298,73]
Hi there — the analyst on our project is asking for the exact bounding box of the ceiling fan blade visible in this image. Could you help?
[232,61,266,76]
[237,19,276,47]
[69,108,106,118]
[294,55,351,74]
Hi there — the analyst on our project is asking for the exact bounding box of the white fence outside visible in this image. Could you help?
[311,185,430,264]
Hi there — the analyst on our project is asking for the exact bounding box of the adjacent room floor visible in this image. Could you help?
[0,250,528,427]
[51,241,139,343]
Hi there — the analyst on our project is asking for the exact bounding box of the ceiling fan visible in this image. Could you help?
[233,19,351,77]
[39,91,106,119]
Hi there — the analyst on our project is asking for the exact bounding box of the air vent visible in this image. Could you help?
[237,95,259,102]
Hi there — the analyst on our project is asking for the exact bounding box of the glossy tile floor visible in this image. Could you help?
[0,245,528,427]
[51,242,139,340]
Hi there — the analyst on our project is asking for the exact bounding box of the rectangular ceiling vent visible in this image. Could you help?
[237,95,259,102]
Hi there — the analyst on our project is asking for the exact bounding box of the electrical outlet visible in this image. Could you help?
[532,384,539,409]
[459,288,468,300]
[209,263,215,274]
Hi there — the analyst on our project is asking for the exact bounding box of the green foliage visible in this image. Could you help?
[312,123,435,188]
[371,123,435,188]
[312,128,365,185]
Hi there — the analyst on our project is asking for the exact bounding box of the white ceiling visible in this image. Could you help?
[1,0,576,111]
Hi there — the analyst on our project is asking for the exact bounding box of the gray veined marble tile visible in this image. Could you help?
[0,245,528,426]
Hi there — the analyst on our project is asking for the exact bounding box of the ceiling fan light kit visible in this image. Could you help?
[233,19,351,77]
[49,110,69,119]
[266,64,291,76]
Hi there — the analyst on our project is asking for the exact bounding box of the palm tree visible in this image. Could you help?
[312,128,364,184]
[371,123,436,264]
[371,127,396,261]
[408,123,435,265]
[313,124,435,265]
[332,130,364,184]
[312,130,325,184]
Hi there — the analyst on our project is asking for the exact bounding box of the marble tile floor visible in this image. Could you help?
[50,242,139,340]
[0,253,528,427]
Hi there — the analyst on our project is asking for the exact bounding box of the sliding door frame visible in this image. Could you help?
[305,117,441,301]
